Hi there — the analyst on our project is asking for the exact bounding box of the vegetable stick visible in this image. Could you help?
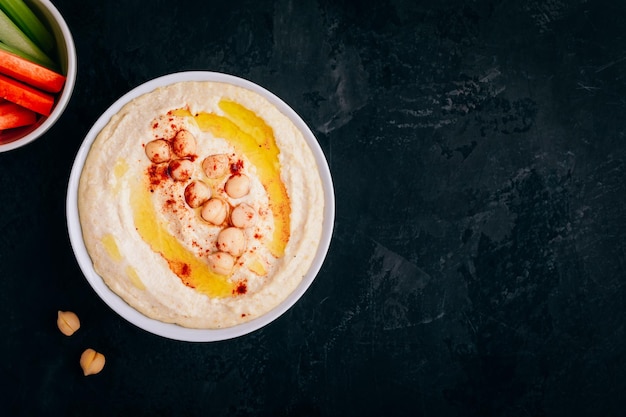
[0,44,65,92]
[0,100,37,129]
[0,72,54,116]
[0,7,54,69]
[0,0,55,53]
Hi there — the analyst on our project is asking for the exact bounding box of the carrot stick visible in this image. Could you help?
[0,72,54,116]
[0,100,37,129]
[0,45,65,92]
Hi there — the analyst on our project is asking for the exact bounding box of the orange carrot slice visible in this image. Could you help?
[0,101,37,129]
[0,46,65,92]
[0,73,54,116]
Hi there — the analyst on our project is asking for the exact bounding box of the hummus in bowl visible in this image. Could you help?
[66,72,334,341]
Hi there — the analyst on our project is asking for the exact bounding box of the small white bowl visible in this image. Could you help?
[67,72,335,342]
[0,0,77,152]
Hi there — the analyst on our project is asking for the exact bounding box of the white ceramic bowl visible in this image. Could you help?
[0,0,77,152]
[67,71,335,342]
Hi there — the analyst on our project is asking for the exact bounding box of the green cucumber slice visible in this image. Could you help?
[0,0,55,53]
[0,7,55,69]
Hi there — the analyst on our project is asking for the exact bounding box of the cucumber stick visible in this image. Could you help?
[0,0,54,54]
[0,7,54,69]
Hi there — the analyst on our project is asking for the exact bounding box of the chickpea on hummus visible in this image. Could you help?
[78,81,325,329]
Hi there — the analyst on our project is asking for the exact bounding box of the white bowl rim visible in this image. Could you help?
[0,0,77,153]
[66,71,335,342]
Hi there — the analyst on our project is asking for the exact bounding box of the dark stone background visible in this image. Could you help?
[1,0,625,416]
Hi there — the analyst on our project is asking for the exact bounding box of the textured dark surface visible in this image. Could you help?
[1,0,625,416]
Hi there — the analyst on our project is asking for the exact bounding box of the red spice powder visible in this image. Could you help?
[233,280,248,295]
[168,159,182,171]
[147,164,169,190]
[163,198,179,215]
[170,260,191,277]
[167,259,193,287]
[230,159,244,174]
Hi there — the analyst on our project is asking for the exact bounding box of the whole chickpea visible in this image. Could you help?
[168,159,194,181]
[171,129,197,157]
[184,180,211,208]
[225,174,250,199]
[230,203,257,228]
[145,139,171,163]
[217,227,246,257]
[57,310,80,336]
[80,348,106,376]
[200,198,229,225]
[202,154,229,179]
[207,251,235,275]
